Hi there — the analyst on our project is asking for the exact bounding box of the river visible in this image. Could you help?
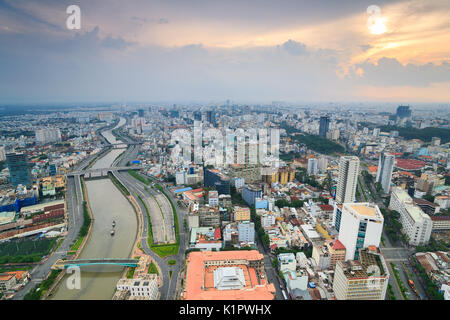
[50,117,138,300]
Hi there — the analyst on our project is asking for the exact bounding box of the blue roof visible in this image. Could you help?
[173,187,192,193]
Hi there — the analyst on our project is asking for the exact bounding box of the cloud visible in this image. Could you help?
[101,34,136,50]
[351,57,450,87]
[280,40,308,56]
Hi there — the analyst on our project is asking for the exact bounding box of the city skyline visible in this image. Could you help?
[0,0,449,104]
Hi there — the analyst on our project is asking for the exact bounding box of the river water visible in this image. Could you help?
[50,117,138,300]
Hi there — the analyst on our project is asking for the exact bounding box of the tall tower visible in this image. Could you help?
[319,116,330,137]
[6,153,32,187]
[336,156,360,204]
[376,152,395,194]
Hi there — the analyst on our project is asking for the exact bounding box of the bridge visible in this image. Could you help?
[52,258,139,270]
[67,166,142,178]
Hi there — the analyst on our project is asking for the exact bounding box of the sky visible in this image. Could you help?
[0,0,449,104]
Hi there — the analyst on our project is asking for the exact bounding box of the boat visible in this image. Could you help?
[112,220,116,227]
[110,229,115,236]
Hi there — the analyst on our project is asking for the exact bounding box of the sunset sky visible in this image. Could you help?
[0,0,449,104]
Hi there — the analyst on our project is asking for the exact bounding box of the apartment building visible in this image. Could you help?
[389,187,432,246]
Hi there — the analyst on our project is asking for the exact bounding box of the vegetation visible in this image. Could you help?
[78,201,91,237]
[273,246,313,258]
[378,125,450,144]
[24,270,62,300]
[126,267,136,279]
[128,170,152,185]
[415,237,449,252]
[281,122,345,155]
[168,259,176,265]
[148,261,158,275]
[412,258,444,300]
[390,263,409,300]
[250,206,270,249]
[295,168,321,188]
[109,173,130,196]
[0,238,58,264]
[387,284,396,300]
[380,208,409,245]
[275,199,305,208]
[138,190,179,258]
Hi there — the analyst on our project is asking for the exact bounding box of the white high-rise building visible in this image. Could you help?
[0,146,6,161]
[337,202,384,261]
[333,247,389,300]
[389,187,432,246]
[318,156,328,173]
[35,128,61,144]
[307,158,318,175]
[237,221,255,245]
[376,152,395,194]
[336,156,360,204]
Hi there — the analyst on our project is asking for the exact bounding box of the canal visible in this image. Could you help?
[50,117,138,300]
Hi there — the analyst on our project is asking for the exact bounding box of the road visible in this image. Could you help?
[114,172,187,300]
[358,170,425,300]
[12,175,84,300]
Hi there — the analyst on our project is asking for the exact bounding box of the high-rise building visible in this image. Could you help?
[238,221,255,245]
[336,156,360,204]
[333,247,389,300]
[376,152,395,194]
[206,110,215,126]
[396,105,411,119]
[204,168,230,195]
[389,187,432,246]
[0,146,6,161]
[319,116,330,137]
[318,156,328,173]
[307,158,318,175]
[6,153,32,187]
[35,128,61,144]
[337,202,384,261]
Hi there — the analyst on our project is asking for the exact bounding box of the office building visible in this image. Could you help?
[242,185,262,206]
[336,156,360,204]
[233,206,251,222]
[307,158,318,176]
[208,190,219,207]
[319,116,330,138]
[333,247,389,300]
[396,105,411,119]
[204,168,230,195]
[389,187,432,246]
[318,156,328,173]
[198,206,221,228]
[238,221,255,245]
[337,203,384,261]
[376,152,395,194]
[6,153,32,187]
[206,110,215,126]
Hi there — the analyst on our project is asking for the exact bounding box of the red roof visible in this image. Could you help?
[395,159,426,170]
[332,239,346,250]
[319,204,334,212]
[214,228,221,240]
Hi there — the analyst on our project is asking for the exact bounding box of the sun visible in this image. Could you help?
[370,18,387,35]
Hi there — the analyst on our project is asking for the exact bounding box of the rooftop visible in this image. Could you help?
[184,250,275,300]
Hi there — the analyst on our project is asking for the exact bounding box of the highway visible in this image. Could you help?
[357,168,425,300]
[114,172,187,300]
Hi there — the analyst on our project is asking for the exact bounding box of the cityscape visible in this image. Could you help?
[0,0,449,305]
